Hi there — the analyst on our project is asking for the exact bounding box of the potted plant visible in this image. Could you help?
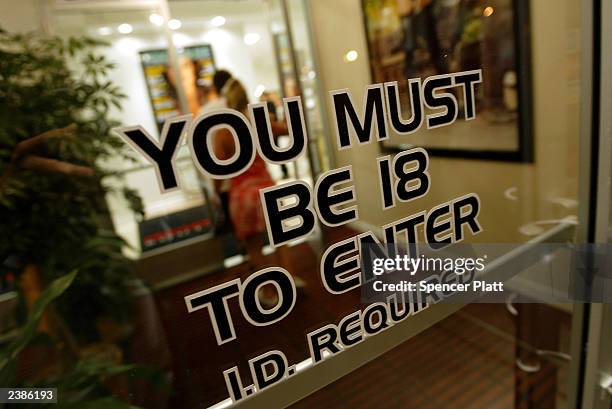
[0,26,176,407]
[1,271,166,408]
[1,25,149,344]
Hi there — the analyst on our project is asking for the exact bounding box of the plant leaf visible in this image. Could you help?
[0,270,77,371]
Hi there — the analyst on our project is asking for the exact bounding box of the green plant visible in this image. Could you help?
[0,272,77,385]
[0,271,154,409]
[0,29,143,341]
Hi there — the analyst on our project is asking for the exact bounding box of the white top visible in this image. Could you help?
[196,97,230,193]
[198,97,227,116]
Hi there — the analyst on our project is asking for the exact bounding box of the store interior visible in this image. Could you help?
[51,0,323,260]
[0,0,590,408]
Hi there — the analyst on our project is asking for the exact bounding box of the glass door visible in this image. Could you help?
[1,0,608,408]
[242,0,597,408]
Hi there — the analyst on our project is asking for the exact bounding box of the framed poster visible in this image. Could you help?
[140,45,216,130]
[362,0,533,162]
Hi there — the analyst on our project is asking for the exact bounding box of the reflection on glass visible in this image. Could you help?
[363,0,529,158]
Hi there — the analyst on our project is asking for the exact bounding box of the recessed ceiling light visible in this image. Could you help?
[117,23,133,34]
[168,19,182,30]
[344,50,358,62]
[97,26,112,36]
[149,13,164,26]
[243,32,261,45]
[211,16,226,27]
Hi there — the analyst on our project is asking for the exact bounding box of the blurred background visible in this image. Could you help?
[0,0,610,408]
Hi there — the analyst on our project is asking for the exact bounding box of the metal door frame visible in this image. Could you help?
[576,0,612,407]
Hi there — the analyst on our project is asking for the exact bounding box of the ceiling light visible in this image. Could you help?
[117,23,133,34]
[149,13,164,26]
[483,6,494,17]
[97,26,112,36]
[243,32,261,45]
[344,50,358,62]
[168,19,182,30]
[211,16,226,27]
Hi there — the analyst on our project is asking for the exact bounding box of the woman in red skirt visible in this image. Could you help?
[214,78,301,303]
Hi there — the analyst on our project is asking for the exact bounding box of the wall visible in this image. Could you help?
[307,0,582,244]
[0,0,42,33]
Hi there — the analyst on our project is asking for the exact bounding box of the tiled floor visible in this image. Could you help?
[152,227,568,409]
[155,227,361,408]
[291,304,516,409]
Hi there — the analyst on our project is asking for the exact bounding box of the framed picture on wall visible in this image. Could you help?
[362,0,533,162]
[139,45,216,131]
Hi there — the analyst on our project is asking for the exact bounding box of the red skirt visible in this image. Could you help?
[228,175,274,241]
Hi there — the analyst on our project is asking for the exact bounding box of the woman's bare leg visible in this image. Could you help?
[276,245,306,288]
[245,235,266,269]
[244,235,278,306]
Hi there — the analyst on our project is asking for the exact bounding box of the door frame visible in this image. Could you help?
[576,0,612,407]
